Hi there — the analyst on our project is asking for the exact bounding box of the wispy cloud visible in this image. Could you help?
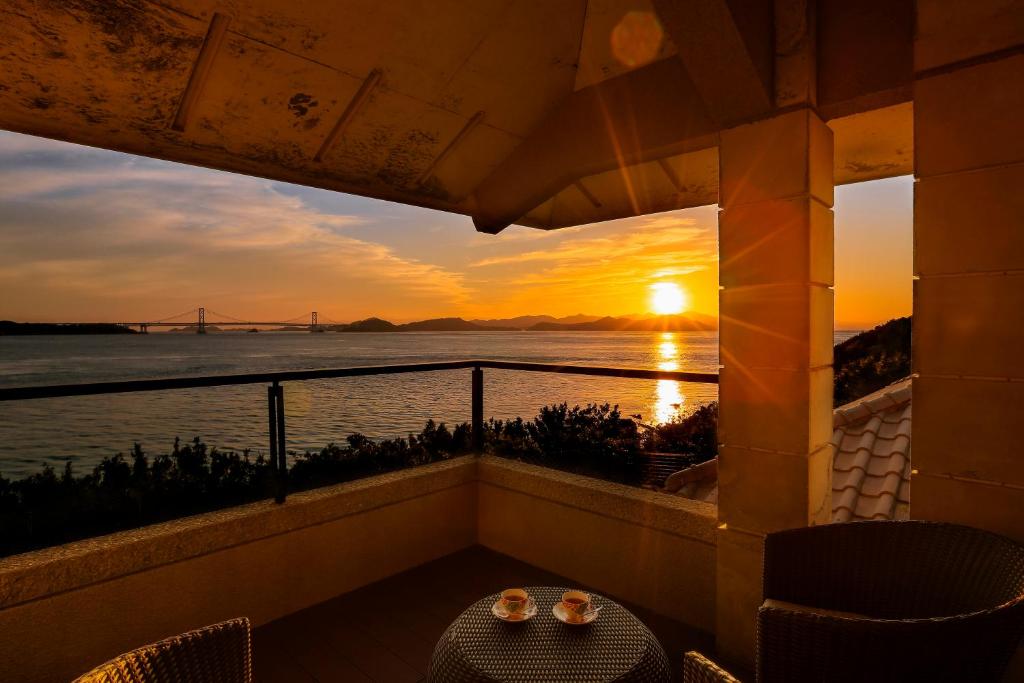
[0,130,733,323]
[0,132,469,321]
[470,217,710,269]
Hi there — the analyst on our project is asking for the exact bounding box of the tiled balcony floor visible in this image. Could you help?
[253,545,718,682]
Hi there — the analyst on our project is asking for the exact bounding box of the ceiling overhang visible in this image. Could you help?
[0,0,915,233]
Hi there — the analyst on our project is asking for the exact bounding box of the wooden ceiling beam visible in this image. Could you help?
[418,110,485,186]
[314,68,381,163]
[171,13,231,133]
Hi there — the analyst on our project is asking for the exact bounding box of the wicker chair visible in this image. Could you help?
[683,651,739,683]
[73,617,252,683]
[757,520,1024,682]
[684,521,1024,681]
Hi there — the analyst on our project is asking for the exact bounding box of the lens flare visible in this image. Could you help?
[611,11,665,68]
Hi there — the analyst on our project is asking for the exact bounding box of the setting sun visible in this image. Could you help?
[650,282,688,315]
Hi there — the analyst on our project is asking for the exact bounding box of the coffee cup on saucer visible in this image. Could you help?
[561,590,591,620]
[499,588,530,616]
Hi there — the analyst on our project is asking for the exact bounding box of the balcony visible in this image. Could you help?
[2,1,1024,680]
[0,454,720,683]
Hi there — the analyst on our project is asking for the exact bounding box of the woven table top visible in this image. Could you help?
[427,586,671,683]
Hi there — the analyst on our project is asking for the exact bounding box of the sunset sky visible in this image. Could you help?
[0,130,911,329]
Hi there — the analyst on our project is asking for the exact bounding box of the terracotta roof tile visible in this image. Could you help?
[828,379,912,521]
[665,377,914,523]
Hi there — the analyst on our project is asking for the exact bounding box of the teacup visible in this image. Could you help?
[499,588,530,615]
[561,590,591,620]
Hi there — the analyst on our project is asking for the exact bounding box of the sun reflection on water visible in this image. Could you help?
[655,333,684,423]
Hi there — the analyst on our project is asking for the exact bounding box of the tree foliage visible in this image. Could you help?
[834,316,911,406]
[0,407,716,557]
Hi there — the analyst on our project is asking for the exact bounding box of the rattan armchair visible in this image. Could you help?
[757,520,1024,682]
[683,651,740,683]
[73,617,252,683]
[684,521,1024,682]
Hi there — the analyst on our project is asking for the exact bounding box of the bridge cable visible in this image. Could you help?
[205,309,253,324]
[149,308,199,323]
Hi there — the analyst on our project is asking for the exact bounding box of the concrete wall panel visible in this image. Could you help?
[477,458,717,632]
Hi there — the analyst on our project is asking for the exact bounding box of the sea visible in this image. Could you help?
[0,331,859,479]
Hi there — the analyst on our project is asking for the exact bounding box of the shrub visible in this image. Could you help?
[641,401,718,464]
[487,403,645,484]
[0,405,717,557]
[834,317,911,405]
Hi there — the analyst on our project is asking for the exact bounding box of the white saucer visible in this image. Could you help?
[552,602,599,625]
[491,598,538,622]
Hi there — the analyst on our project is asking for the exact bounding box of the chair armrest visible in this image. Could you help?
[761,598,868,620]
[682,651,740,683]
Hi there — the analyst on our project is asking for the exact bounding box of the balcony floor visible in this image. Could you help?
[253,545,718,682]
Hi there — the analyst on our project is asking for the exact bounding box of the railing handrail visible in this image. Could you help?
[0,359,718,402]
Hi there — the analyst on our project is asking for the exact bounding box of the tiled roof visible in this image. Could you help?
[663,378,912,522]
[830,378,911,522]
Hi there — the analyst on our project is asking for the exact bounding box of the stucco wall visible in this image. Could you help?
[477,458,718,632]
[0,457,478,683]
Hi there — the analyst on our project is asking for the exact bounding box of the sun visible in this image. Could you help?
[650,282,688,315]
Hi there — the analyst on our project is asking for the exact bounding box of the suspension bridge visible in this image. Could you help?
[64,308,347,333]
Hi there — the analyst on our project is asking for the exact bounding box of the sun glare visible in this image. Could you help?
[650,282,687,315]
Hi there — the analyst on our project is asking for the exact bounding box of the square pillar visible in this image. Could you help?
[912,5,1024,542]
[716,108,835,663]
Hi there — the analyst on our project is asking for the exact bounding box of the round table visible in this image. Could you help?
[427,586,672,682]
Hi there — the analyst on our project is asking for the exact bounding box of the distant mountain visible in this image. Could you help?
[558,314,605,324]
[324,313,715,332]
[470,315,558,329]
[529,313,718,332]
[331,317,398,332]
[469,314,603,329]
[331,317,512,332]
[398,317,514,332]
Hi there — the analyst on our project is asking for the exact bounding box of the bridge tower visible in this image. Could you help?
[197,307,206,334]
[310,311,320,333]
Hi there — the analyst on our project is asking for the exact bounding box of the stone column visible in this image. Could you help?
[912,4,1024,542]
[716,108,835,662]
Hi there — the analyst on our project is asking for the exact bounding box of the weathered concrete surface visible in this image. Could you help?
[0,0,915,231]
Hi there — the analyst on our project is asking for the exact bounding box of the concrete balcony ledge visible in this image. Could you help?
[0,456,479,610]
[478,457,717,631]
[479,457,717,544]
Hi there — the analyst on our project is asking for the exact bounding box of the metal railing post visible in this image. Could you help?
[472,366,483,453]
[267,384,280,502]
[273,382,288,503]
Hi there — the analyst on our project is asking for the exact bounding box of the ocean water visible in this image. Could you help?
[0,331,858,478]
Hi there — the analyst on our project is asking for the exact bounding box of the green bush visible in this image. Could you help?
[640,401,718,462]
[0,405,717,557]
[487,403,646,485]
[834,316,911,405]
